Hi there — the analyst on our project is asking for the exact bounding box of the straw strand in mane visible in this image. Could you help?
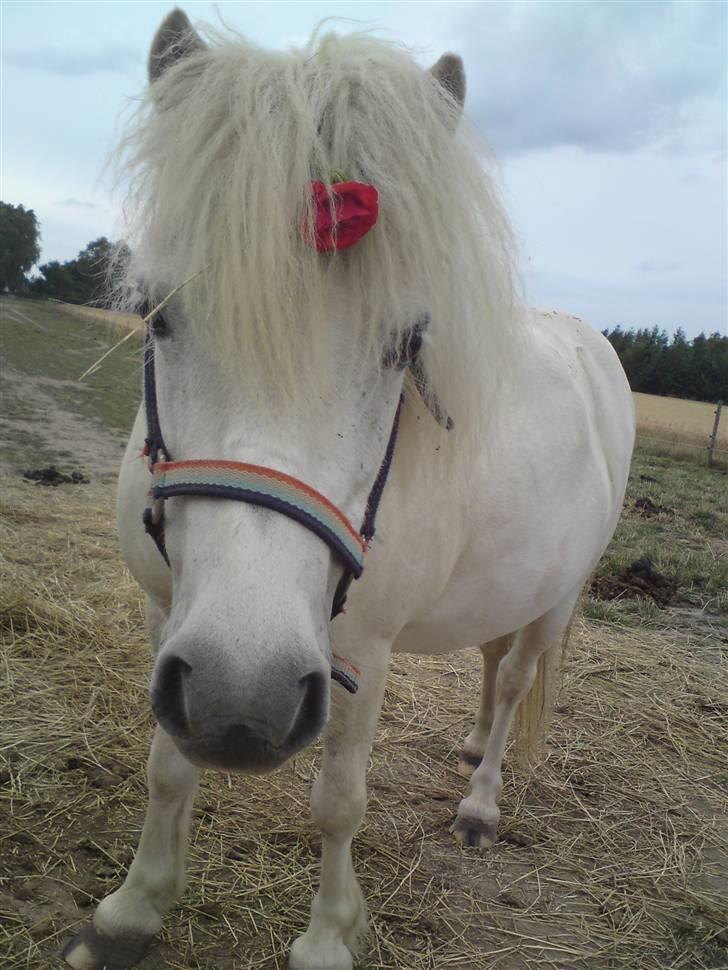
[114,23,524,443]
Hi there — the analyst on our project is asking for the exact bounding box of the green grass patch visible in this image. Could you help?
[588,444,728,633]
[1,296,141,434]
[635,434,728,470]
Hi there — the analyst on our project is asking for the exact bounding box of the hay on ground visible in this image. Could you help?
[1,476,726,969]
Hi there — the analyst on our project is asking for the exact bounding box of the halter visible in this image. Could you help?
[141,321,405,692]
[141,308,448,694]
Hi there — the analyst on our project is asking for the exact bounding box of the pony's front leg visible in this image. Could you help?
[63,725,199,970]
[289,639,390,970]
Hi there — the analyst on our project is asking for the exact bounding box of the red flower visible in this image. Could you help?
[303,180,379,252]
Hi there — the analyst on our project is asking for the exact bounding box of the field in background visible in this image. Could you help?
[0,297,142,475]
[1,297,726,969]
[634,391,726,467]
[5,298,724,452]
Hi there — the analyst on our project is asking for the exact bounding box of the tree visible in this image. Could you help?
[603,325,728,403]
[30,236,116,304]
[0,202,40,291]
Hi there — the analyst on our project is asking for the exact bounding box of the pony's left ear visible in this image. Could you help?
[430,53,466,116]
[148,8,206,83]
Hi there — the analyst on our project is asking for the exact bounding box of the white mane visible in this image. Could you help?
[115,23,524,440]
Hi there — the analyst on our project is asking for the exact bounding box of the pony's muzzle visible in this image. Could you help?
[150,647,329,772]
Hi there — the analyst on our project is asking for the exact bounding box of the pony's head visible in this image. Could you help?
[118,9,518,773]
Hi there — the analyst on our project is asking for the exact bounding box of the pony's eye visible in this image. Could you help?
[150,310,171,338]
[382,322,425,370]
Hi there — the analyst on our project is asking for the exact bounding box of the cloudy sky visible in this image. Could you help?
[2,0,726,337]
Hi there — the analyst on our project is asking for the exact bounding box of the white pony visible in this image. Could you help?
[64,10,634,970]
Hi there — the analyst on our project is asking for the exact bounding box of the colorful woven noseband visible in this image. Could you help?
[150,459,366,579]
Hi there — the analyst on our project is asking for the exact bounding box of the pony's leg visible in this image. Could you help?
[458,635,512,776]
[63,725,199,970]
[289,639,391,970]
[452,598,573,849]
[65,598,199,970]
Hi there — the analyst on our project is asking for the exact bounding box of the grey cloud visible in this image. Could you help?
[7,45,139,76]
[448,0,726,156]
[59,198,98,209]
[634,260,682,274]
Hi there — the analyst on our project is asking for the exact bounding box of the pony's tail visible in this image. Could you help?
[512,619,573,764]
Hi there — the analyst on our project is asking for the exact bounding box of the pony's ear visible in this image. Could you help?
[148,8,205,83]
[430,53,466,114]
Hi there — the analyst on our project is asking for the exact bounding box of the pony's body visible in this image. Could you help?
[64,12,634,970]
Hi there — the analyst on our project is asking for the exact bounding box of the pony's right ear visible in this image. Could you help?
[430,53,466,122]
[148,8,205,83]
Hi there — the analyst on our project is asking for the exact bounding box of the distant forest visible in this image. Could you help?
[602,327,727,403]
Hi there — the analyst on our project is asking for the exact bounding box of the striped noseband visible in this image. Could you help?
[150,459,367,577]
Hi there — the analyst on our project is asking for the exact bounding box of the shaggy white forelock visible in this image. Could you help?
[115,20,524,440]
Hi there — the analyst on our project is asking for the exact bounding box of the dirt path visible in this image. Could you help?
[0,364,129,480]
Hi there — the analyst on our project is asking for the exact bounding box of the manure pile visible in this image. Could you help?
[1,477,726,969]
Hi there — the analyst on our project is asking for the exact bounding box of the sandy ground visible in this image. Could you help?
[0,364,129,479]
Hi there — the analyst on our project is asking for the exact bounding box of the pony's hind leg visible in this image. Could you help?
[289,637,391,970]
[452,596,575,849]
[458,635,512,776]
[63,724,199,969]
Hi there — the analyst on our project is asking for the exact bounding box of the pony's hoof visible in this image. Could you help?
[288,937,353,970]
[63,923,153,970]
[451,814,498,849]
[457,748,482,777]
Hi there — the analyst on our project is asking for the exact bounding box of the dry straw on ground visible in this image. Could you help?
[1,476,726,969]
[50,302,143,333]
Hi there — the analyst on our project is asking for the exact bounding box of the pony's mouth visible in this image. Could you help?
[167,720,314,774]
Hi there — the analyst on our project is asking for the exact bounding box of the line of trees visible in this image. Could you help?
[1,199,123,305]
[603,326,727,403]
[28,236,123,306]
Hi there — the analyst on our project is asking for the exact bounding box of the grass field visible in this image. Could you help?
[1,298,726,969]
[634,392,727,467]
[0,297,142,431]
[0,297,142,475]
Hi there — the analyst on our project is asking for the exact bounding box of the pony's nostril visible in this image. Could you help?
[289,671,327,747]
[151,654,192,737]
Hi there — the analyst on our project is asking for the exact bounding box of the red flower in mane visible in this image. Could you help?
[304,180,379,252]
